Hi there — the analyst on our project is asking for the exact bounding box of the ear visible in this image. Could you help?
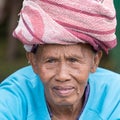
[26,52,38,74]
[90,50,103,73]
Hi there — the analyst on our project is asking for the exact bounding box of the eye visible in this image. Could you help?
[68,57,78,63]
[46,58,57,63]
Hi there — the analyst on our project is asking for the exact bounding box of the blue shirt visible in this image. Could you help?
[0,66,120,120]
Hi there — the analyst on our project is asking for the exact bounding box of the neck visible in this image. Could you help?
[47,98,84,120]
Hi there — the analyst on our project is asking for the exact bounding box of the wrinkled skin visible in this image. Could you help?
[27,44,102,120]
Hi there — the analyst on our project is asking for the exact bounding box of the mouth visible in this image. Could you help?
[52,86,75,97]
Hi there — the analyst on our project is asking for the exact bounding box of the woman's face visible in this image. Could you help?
[29,44,102,107]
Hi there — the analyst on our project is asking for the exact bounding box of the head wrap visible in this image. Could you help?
[13,0,117,53]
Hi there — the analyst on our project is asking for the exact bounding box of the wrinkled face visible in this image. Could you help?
[28,44,102,107]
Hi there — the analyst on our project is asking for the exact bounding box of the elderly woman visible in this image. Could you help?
[0,0,120,120]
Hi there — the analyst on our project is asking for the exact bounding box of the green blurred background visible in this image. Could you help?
[0,0,120,81]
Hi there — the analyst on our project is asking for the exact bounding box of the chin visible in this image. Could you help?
[53,97,78,106]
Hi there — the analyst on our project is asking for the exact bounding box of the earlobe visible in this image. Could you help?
[90,50,103,73]
[26,52,38,74]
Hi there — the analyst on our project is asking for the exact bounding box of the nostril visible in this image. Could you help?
[55,78,71,82]
[55,71,70,82]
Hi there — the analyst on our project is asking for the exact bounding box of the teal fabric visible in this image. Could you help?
[0,66,120,120]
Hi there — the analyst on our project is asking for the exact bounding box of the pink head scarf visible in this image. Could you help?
[13,0,117,53]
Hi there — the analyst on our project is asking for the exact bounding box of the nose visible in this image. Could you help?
[55,62,71,82]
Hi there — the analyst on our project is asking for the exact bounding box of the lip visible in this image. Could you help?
[52,86,75,97]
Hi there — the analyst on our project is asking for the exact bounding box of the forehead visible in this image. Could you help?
[36,44,94,57]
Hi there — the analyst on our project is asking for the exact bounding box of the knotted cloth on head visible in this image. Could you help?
[13,0,117,53]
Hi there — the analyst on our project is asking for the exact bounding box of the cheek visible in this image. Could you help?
[73,66,90,82]
[37,65,55,83]
[73,67,90,91]
[75,74,88,101]
[38,68,48,83]
[77,82,87,97]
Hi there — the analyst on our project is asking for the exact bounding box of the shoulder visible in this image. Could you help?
[3,65,37,81]
[88,67,120,98]
[1,65,41,87]
[0,66,45,119]
[89,67,120,85]
[86,67,120,119]
[0,65,44,96]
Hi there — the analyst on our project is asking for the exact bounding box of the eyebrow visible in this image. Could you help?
[64,53,84,59]
[41,56,59,61]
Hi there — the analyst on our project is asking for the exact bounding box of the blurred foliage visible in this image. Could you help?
[0,0,120,82]
[0,18,27,81]
[99,0,120,73]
